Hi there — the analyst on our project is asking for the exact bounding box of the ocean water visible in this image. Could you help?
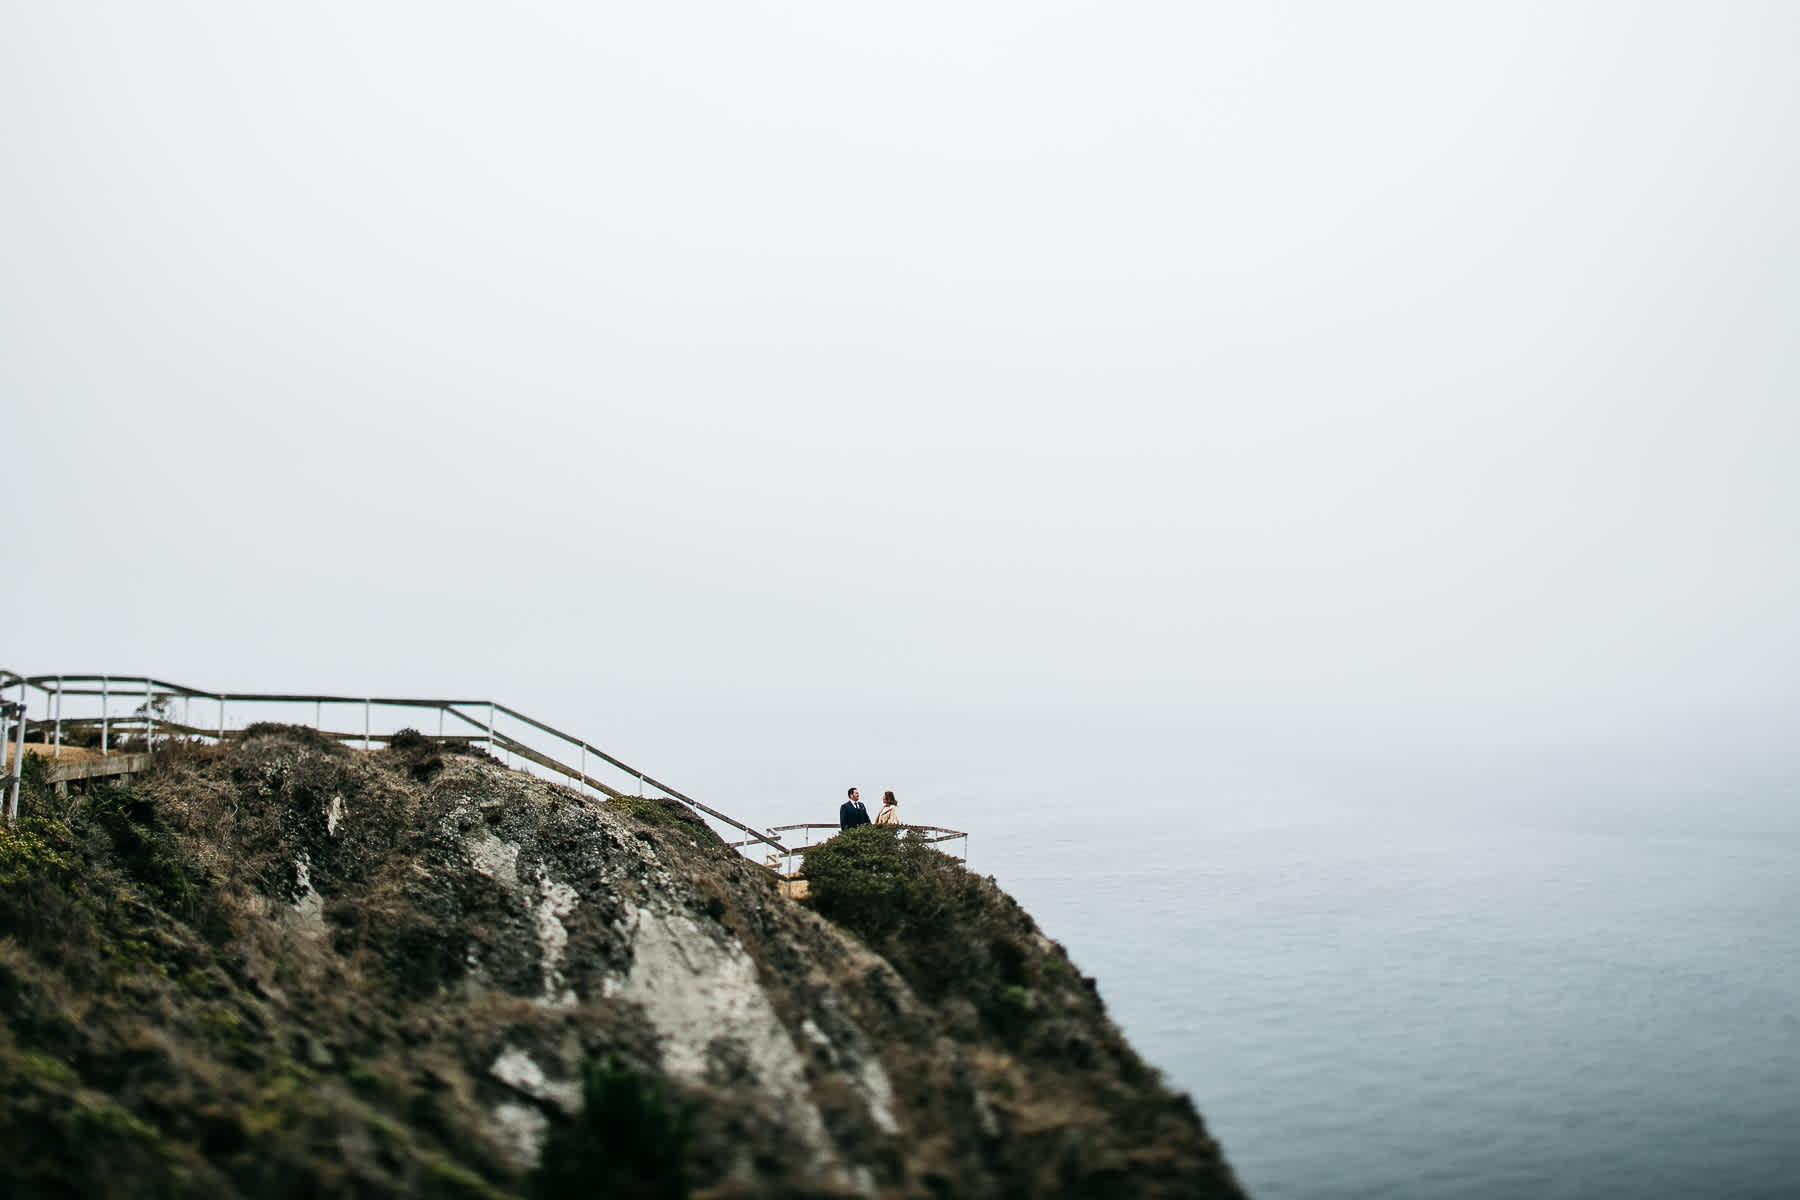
[979,763,1800,1199]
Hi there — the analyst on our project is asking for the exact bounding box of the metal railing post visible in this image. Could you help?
[364,698,371,750]
[487,703,496,754]
[315,699,321,731]
[8,695,25,822]
[0,705,11,818]
[101,675,109,752]
[579,743,587,796]
[218,696,226,743]
[145,678,155,758]
[53,676,62,758]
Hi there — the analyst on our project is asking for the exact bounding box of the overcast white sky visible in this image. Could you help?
[4,2,1796,783]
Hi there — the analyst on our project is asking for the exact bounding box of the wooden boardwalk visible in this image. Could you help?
[3,746,155,791]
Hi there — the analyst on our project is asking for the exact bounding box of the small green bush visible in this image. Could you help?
[388,728,431,754]
[6,750,70,821]
[0,819,76,889]
[69,1100,159,1146]
[611,796,713,841]
[799,826,1069,1042]
[239,722,341,752]
[424,1157,510,1200]
[18,747,49,790]
[532,1055,692,1200]
[993,985,1036,1035]
[799,825,961,942]
[15,1049,76,1085]
[387,729,445,779]
[87,787,226,940]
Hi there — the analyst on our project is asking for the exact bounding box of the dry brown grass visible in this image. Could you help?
[5,744,109,766]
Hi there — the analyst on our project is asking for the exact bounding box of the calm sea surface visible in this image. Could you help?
[975,765,1800,1199]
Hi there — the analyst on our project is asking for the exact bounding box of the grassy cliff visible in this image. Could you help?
[0,730,1245,1198]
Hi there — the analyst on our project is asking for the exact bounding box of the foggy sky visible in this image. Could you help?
[5,2,1797,784]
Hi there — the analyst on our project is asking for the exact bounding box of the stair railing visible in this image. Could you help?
[0,670,786,855]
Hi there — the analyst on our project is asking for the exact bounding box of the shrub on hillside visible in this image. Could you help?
[532,1055,692,1200]
[0,817,75,891]
[86,785,231,944]
[386,728,445,780]
[798,825,960,941]
[610,796,719,845]
[240,722,343,752]
[799,825,1067,1044]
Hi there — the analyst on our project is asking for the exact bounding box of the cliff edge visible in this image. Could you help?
[0,728,1245,1198]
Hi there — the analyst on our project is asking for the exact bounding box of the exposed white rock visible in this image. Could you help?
[798,1017,899,1136]
[489,1045,580,1113]
[488,1100,549,1168]
[292,891,323,932]
[326,794,345,837]
[612,903,867,1190]
[534,867,580,1007]
[291,854,324,933]
[468,834,520,886]
[849,1048,900,1137]
[972,1082,1000,1139]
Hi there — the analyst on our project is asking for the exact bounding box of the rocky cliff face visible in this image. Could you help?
[0,728,1246,1198]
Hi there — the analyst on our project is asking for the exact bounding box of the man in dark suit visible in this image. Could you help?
[839,787,870,830]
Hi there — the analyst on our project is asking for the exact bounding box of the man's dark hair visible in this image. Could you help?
[847,787,858,799]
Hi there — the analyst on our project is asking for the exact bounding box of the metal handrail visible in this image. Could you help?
[0,669,787,854]
[728,821,971,876]
[766,821,968,845]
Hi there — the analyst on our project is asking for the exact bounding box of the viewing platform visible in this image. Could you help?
[730,822,971,897]
[4,743,156,792]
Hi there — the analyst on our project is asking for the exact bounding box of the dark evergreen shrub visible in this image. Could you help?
[387,728,444,778]
[799,826,1052,1041]
[531,1055,693,1200]
[389,728,432,753]
[799,825,958,941]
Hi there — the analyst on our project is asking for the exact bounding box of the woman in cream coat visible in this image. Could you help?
[874,791,900,825]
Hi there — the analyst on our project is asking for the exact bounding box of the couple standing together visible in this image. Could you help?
[839,787,899,829]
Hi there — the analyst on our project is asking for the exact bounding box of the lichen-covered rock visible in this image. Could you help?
[0,730,1247,1198]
